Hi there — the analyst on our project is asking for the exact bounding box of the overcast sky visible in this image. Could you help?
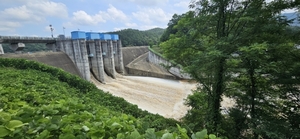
[0,0,190,37]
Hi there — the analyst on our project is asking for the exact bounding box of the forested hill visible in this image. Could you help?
[107,28,165,47]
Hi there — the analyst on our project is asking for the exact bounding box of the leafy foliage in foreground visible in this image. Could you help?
[0,58,218,138]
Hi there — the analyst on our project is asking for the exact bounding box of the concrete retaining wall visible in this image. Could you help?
[148,50,191,79]
[121,46,149,66]
[126,67,176,79]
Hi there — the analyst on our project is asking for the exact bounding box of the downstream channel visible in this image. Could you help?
[92,75,197,120]
[92,75,235,120]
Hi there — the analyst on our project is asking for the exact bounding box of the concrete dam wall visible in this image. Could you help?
[122,46,149,67]
[123,46,190,80]
[1,52,81,77]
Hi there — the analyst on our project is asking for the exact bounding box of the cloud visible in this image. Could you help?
[0,0,68,32]
[132,8,172,24]
[121,0,169,6]
[0,0,68,23]
[27,1,68,18]
[125,23,138,28]
[0,21,21,32]
[72,10,106,26]
[70,4,128,26]
[174,1,190,9]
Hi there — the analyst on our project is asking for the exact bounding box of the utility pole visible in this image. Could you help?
[49,24,54,38]
[63,27,65,36]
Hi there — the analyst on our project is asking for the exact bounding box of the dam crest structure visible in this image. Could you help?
[0,31,124,83]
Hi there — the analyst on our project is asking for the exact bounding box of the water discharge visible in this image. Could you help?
[92,75,197,120]
[92,75,235,120]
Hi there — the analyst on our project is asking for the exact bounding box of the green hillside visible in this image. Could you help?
[0,58,215,138]
[108,28,165,47]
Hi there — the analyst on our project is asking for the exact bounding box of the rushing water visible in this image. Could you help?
[92,75,235,120]
[92,75,197,120]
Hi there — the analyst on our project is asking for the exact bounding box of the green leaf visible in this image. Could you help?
[208,134,217,139]
[177,124,189,139]
[145,128,156,139]
[82,125,90,132]
[36,130,50,139]
[161,133,174,139]
[111,122,123,129]
[0,126,10,137]
[59,133,76,139]
[6,120,25,130]
[126,130,142,139]
[0,112,11,122]
[191,129,207,139]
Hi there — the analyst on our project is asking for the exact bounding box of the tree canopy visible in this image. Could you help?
[160,0,300,138]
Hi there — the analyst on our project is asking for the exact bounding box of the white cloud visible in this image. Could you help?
[72,10,106,26]
[0,21,21,32]
[125,23,138,27]
[105,4,129,21]
[174,1,190,9]
[27,1,68,18]
[0,5,41,22]
[132,8,172,24]
[0,0,68,31]
[122,0,169,6]
[0,0,68,26]
[70,4,128,26]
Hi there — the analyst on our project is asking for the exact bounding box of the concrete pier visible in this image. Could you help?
[87,40,105,83]
[102,40,116,78]
[72,39,90,81]
[114,40,124,74]
[10,43,25,52]
[0,44,4,55]
[46,43,56,52]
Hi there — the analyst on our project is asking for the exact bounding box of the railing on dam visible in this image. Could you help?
[0,36,57,43]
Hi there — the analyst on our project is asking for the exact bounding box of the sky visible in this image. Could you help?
[0,0,191,37]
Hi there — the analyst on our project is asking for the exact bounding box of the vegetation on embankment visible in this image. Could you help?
[0,58,218,138]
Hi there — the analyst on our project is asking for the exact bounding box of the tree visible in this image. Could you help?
[160,14,185,42]
[161,0,299,137]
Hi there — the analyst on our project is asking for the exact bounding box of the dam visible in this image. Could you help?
[0,32,189,82]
